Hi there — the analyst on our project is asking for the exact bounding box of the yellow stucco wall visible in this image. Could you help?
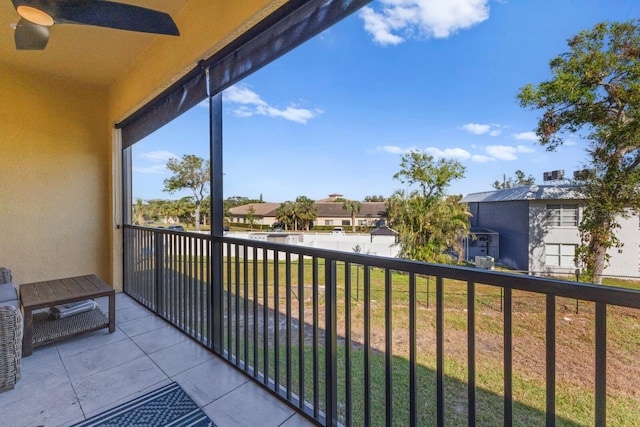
[106,0,285,290]
[0,1,288,291]
[0,65,111,286]
[109,0,286,123]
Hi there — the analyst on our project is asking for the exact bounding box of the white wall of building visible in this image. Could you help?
[529,202,582,275]
[528,202,640,278]
[606,212,640,278]
[225,231,400,259]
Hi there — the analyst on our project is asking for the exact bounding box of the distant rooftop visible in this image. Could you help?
[229,200,387,218]
[461,184,584,203]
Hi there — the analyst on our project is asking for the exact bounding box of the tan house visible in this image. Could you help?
[228,194,386,228]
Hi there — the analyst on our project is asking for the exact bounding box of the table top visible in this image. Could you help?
[20,274,114,309]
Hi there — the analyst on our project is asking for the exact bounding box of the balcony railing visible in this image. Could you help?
[123,225,640,426]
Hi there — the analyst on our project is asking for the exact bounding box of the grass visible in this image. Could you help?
[135,254,640,425]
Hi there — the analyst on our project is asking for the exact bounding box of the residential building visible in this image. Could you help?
[228,194,386,229]
[462,185,640,278]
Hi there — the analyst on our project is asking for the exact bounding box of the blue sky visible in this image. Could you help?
[132,0,640,203]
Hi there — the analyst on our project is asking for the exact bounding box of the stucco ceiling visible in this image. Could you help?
[0,0,189,87]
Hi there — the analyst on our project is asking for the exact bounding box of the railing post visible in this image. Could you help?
[210,91,224,354]
[546,294,556,427]
[436,276,444,427]
[211,239,224,353]
[504,288,513,425]
[595,302,607,426]
[325,259,338,426]
[154,231,164,315]
[385,268,393,426]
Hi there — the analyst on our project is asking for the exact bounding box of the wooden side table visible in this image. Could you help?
[20,275,115,356]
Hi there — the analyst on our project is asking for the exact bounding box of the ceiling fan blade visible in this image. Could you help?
[14,18,49,50]
[52,0,179,36]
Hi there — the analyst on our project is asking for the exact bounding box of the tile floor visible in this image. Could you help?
[0,293,315,427]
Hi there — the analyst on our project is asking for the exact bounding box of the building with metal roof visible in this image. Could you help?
[461,185,640,279]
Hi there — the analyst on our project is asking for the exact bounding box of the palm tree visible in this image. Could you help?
[294,196,317,231]
[387,190,470,264]
[276,201,295,231]
[133,198,146,225]
[342,199,362,232]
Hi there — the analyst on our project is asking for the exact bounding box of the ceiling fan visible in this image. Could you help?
[11,0,180,50]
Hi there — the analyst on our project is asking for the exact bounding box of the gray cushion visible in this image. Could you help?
[1,299,20,310]
[0,282,18,304]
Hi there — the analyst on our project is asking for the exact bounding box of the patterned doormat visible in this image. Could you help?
[71,382,216,427]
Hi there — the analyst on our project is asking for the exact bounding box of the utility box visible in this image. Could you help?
[464,228,499,263]
[475,256,495,270]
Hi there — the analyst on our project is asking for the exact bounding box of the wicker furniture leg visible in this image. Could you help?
[22,306,33,357]
[0,306,22,392]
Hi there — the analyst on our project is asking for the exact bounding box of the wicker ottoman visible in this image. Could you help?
[0,305,22,392]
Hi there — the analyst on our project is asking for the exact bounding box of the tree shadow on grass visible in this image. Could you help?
[342,348,583,427]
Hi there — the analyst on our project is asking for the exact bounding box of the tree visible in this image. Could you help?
[393,150,465,198]
[276,201,295,231]
[133,198,146,225]
[246,205,256,231]
[387,151,469,264]
[294,196,317,231]
[364,195,386,202]
[276,196,318,231]
[342,199,362,232]
[518,20,640,284]
[169,197,196,226]
[492,170,536,189]
[200,196,211,226]
[163,155,210,231]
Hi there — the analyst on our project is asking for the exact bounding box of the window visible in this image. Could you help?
[545,244,577,267]
[342,220,351,226]
[547,204,578,226]
[324,220,333,226]
[358,220,368,226]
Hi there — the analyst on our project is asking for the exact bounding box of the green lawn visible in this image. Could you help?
[148,255,640,425]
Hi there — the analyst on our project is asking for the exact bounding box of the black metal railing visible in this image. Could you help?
[123,225,640,426]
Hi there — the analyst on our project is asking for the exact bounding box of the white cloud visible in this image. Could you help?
[462,122,501,136]
[132,164,169,174]
[223,85,267,106]
[471,154,493,163]
[232,106,254,118]
[255,105,318,125]
[425,147,471,160]
[512,131,538,142]
[137,151,177,162]
[485,145,517,161]
[516,144,535,153]
[224,84,321,124]
[463,123,490,135]
[359,0,490,46]
[377,145,413,154]
[359,6,405,45]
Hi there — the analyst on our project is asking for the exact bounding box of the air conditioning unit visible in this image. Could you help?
[475,256,495,270]
[543,170,565,181]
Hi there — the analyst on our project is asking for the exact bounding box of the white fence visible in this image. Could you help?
[225,231,400,259]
